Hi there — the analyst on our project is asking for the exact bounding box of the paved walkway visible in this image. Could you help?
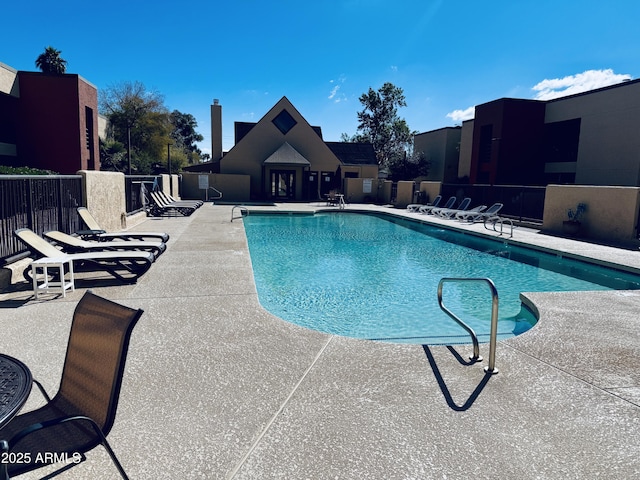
[1,204,639,479]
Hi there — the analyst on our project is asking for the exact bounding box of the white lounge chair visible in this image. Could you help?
[15,228,154,284]
[421,196,455,215]
[77,207,169,243]
[447,204,487,220]
[43,230,166,259]
[410,195,441,214]
[433,197,472,218]
[457,203,503,222]
[149,192,196,216]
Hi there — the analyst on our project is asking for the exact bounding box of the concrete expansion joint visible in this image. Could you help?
[503,342,640,407]
[226,335,335,479]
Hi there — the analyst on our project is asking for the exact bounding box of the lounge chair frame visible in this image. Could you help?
[457,203,504,223]
[43,230,166,258]
[77,207,169,243]
[421,196,456,215]
[433,197,472,218]
[148,192,196,217]
[15,228,154,284]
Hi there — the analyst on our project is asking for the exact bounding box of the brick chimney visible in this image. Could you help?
[210,99,223,162]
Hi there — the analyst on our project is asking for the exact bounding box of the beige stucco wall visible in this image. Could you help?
[414,127,461,182]
[543,184,640,246]
[418,181,442,205]
[342,164,378,180]
[157,174,180,198]
[343,178,382,203]
[545,82,640,186]
[181,172,250,202]
[395,181,415,208]
[80,170,128,231]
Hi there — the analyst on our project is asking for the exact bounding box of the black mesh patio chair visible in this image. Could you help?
[0,291,143,479]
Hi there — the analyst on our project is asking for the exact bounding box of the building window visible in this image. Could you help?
[543,119,581,163]
[272,109,297,135]
[479,125,493,164]
[85,106,96,169]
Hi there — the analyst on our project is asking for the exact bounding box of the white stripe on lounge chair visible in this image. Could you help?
[434,197,472,218]
[423,196,456,215]
[457,203,503,222]
[450,204,487,220]
[43,230,166,258]
[416,195,442,214]
[420,197,456,215]
[157,191,202,207]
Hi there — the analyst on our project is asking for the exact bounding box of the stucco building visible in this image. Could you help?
[413,127,462,183]
[0,62,99,174]
[416,78,640,188]
[185,96,378,201]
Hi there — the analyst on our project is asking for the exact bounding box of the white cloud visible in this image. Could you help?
[390,65,398,72]
[444,69,633,124]
[532,69,632,100]
[446,106,475,123]
[328,76,347,103]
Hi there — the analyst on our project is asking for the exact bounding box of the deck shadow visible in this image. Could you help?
[422,344,492,411]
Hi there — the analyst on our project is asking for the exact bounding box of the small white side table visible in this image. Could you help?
[31,257,75,298]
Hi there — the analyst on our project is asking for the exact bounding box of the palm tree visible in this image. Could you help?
[35,46,67,74]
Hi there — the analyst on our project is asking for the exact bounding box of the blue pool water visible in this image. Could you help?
[243,212,640,345]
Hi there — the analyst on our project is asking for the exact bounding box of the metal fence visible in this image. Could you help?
[125,176,161,213]
[1,175,164,263]
[440,183,546,223]
[1,175,83,262]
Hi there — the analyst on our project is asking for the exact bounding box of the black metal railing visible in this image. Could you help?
[1,175,83,262]
[124,176,161,213]
[390,182,398,203]
[440,184,546,223]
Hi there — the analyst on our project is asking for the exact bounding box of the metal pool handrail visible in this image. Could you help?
[437,277,500,374]
[208,186,223,202]
[231,205,249,222]
[484,215,514,238]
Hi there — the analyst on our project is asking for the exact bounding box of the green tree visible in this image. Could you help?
[165,145,188,172]
[100,81,170,174]
[35,46,67,74]
[170,110,204,165]
[386,150,430,181]
[343,82,415,169]
[99,138,126,171]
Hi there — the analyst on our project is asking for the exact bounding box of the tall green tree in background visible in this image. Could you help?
[35,46,67,74]
[170,110,204,165]
[100,82,204,173]
[342,82,429,180]
[100,81,170,174]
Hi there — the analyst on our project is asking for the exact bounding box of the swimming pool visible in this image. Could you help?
[243,211,640,345]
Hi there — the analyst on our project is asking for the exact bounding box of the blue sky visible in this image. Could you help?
[2,0,639,155]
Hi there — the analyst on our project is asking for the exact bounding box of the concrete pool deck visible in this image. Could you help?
[1,203,639,479]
